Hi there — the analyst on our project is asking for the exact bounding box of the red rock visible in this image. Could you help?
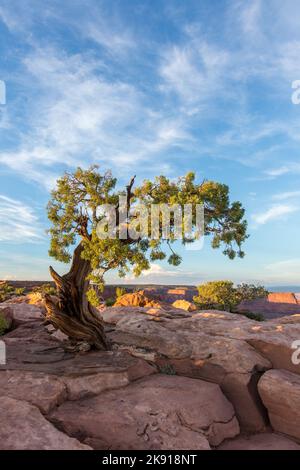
[50,375,239,450]
[268,292,297,304]
[0,396,90,450]
[218,432,300,450]
[172,300,197,312]
[114,291,161,308]
[0,371,66,413]
[258,369,300,442]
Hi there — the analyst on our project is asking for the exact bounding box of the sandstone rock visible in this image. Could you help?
[114,291,161,308]
[172,299,197,312]
[0,320,156,404]
[101,306,188,325]
[59,351,155,400]
[50,375,239,450]
[218,432,300,450]
[103,308,271,431]
[238,294,300,319]
[0,370,66,413]
[268,292,297,304]
[0,396,90,450]
[245,317,300,375]
[0,305,13,329]
[0,302,43,324]
[0,328,155,402]
[51,329,69,342]
[258,369,300,441]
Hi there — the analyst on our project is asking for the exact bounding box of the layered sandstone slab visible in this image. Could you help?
[101,307,272,431]
[50,374,239,450]
[0,396,91,450]
[258,369,300,442]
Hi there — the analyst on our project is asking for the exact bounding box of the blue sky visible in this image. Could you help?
[0,0,300,286]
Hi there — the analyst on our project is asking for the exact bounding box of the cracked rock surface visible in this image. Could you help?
[1,301,300,449]
[49,374,239,450]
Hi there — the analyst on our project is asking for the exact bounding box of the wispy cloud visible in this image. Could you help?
[0,195,43,242]
[272,190,300,201]
[252,204,298,225]
[159,40,230,114]
[0,47,193,187]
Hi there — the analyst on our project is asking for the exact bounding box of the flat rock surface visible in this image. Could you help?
[0,370,67,413]
[0,396,91,450]
[50,374,239,450]
[102,307,273,431]
[1,315,156,402]
[0,302,43,324]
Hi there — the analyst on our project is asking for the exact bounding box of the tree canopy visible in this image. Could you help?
[47,166,248,302]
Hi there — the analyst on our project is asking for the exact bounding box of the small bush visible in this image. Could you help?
[105,297,116,307]
[0,314,8,335]
[0,282,14,302]
[116,287,126,298]
[194,280,238,311]
[235,283,268,303]
[242,311,264,322]
[31,284,56,296]
[14,287,25,296]
[194,280,268,316]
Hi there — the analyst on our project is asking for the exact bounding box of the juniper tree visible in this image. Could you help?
[46,166,248,349]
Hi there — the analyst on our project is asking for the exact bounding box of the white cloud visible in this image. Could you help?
[265,166,291,177]
[0,47,193,187]
[239,0,262,36]
[0,195,43,242]
[273,190,300,201]
[122,263,178,282]
[252,204,298,225]
[160,41,229,113]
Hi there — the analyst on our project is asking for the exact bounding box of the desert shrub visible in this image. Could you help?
[31,283,56,295]
[0,314,8,335]
[14,287,25,296]
[116,287,126,298]
[242,311,264,321]
[194,280,238,311]
[0,282,16,302]
[194,280,269,313]
[105,297,116,307]
[235,283,269,303]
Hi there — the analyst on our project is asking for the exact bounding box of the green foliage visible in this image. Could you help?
[14,287,25,296]
[105,297,116,307]
[0,282,24,303]
[47,166,248,299]
[235,283,269,303]
[116,287,126,298]
[242,312,265,322]
[86,288,101,307]
[31,284,56,296]
[0,282,14,302]
[194,280,268,316]
[0,314,8,335]
[194,280,238,311]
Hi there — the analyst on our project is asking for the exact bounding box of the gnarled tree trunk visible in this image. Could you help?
[44,243,109,350]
